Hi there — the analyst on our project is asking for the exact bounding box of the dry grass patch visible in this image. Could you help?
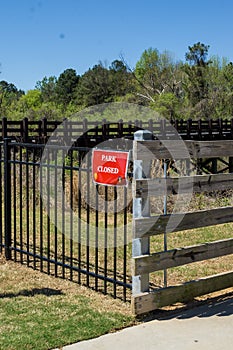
[0,256,130,315]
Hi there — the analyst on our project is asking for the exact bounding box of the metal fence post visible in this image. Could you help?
[132,130,153,295]
[4,138,12,260]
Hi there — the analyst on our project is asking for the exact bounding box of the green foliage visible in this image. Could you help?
[150,92,180,119]
[0,80,24,116]
[182,42,211,112]
[135,48,160,83]
[36,76,57,103]
[56,68,79,106]
[76,63,112,106]
[19,89,42,109]
[185,42,211,67]
[2,42,233,120]
[134,48,183,112]
[109,60,135,99]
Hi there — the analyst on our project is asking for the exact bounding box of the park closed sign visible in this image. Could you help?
[92,149,129,186]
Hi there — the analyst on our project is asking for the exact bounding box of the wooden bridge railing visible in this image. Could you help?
[2,117,233,144]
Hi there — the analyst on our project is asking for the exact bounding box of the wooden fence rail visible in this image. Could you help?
[133,271,233,314]
[136,173,233,197]
[2,117,233,144]
[134,140,233,159]
[132,134,233,315]
[133,238,233,275]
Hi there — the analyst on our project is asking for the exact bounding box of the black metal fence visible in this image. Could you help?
[0,139,132,301]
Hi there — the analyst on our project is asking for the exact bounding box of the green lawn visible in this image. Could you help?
[1,224,233,350]
[0,257,134,350]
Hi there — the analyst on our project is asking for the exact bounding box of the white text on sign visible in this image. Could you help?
[97,165,119,174]
[101,154,117,162]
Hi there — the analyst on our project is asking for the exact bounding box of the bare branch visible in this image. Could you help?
[136,93,155,103]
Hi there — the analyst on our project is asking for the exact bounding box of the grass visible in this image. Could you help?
[1,220,233,350]
[1,244,233,350]
[0,255,134,350]
[2,159,233,348]
[149,222,233,288]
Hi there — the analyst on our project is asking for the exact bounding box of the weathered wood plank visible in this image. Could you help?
[133,238,233,275]
[135,140,233,160]
[134,206,233,238]
[135,173,233,198]
[132,271,233,315]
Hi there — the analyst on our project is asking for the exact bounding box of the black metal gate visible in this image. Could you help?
[0,139,132,301]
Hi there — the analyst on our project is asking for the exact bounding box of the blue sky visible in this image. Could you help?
[1,0,233,91]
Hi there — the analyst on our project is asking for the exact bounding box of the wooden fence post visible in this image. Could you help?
[132,129,153,295]
[22,117,29,143]
[42,117,47,142]
[2,117,7,139]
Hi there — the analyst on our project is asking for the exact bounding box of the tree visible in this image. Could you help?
[56,68,79,105]
[108,59,134,99]
[222,61,233,90]
[134,48,160,100]
[76,63,112,106]
[35,76,57,103]
[182,42,212,116]
[0,80,24,115]
[151,92,180,119]
[185,42,211,67]
[134,48,182,104]
[19,89,42,111]
[207,59,233,118]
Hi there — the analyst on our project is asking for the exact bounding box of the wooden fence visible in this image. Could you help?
[131,132,233,315]
[2,117,233,144]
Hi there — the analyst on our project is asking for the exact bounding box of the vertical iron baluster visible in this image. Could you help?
[86,152,90,287]
[0,144,2,253]
[123,186,128,301]
[26,146,30,267]
[104,186,108,294]
[4,138,12,260]
[62,148,66,279]
[19,145,23,263]
[39,148,44,272]
[13,145,17,261]
[54,148,58,277]
[47,146,51,275]
[95,183,99,291]
[163,160,168,287]
[69,149,73,281]
[78,150,82,284]
[113,186,117,298]
[32,147,36,269]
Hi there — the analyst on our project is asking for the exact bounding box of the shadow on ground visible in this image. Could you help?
[0,287,64,298]
[141,292,233,322]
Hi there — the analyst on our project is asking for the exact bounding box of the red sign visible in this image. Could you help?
[92,149,129,186]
